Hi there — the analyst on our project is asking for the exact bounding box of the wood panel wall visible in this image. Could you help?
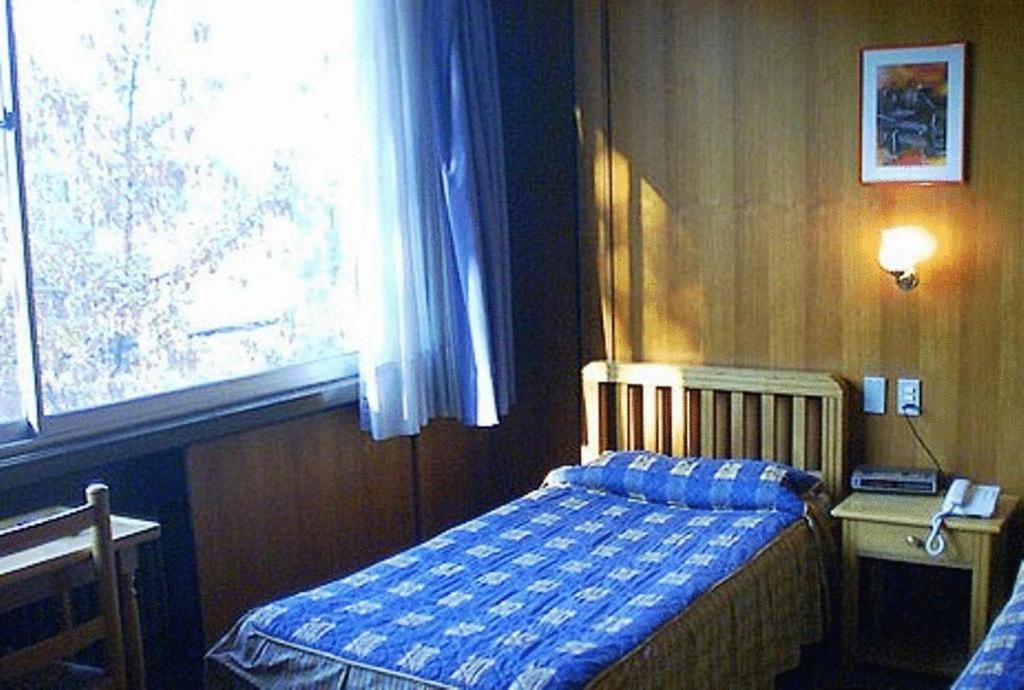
[577,0,1024,492]
[187,408,414,640]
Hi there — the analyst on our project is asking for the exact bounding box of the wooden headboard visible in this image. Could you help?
[581,361,850,498]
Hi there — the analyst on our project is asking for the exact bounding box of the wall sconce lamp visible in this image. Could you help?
[878,225,937,291]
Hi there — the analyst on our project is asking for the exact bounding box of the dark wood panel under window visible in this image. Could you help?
[186,407,414,642]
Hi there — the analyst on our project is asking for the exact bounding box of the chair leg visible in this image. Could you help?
[119,567,146,690]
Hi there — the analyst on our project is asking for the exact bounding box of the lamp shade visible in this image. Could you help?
[878,226,937,273]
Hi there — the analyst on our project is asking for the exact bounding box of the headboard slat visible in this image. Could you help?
[822,396,841,487]
[730,392,745,458]
[642,386,658,452]
[581,361,849,498]
[791,396,807,470]
[617,383,632,450]
[583,378,601,461]
[760,394,776,460]
[670,387,686,456]
[699,390,716,457]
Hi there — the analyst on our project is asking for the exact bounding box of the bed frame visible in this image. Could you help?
[582,361,849,498]
[208,362,852,690]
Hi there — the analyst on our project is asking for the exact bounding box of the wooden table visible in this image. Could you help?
[833,491,1018,677]
[0,507,161,689]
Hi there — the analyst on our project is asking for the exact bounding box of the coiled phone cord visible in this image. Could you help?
[925,510,949,556]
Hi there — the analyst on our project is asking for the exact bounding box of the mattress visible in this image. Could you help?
[207,452,831,690]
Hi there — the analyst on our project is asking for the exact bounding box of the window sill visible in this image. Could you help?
[0,375,359,491]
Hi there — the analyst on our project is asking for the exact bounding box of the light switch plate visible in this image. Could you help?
[863,376,886,414]
[897,378,921,416]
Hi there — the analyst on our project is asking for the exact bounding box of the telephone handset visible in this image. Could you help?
[941,478,999,518]
[926,479,1001,556]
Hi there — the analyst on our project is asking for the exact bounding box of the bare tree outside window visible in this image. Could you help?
[13,0,360,415]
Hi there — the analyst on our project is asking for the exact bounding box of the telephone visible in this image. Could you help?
[925,479,1001,556]
[942,478,1000,518]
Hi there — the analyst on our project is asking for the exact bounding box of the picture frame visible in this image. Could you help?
[860,42,967,184]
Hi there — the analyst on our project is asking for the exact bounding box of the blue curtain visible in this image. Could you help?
[354,0,514,440]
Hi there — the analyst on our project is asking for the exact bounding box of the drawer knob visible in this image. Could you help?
[906,535,924,549]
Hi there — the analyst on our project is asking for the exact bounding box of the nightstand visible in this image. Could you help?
[832,491,1019,677]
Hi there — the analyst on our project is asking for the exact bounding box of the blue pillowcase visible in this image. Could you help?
[544,450,819,517]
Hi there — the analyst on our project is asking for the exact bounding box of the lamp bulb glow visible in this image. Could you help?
[878,225,937,273]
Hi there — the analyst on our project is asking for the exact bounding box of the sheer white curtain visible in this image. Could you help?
[351,0,513,440]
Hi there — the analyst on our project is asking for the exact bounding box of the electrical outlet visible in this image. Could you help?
[862,376,886,414]
[897,378,921,416]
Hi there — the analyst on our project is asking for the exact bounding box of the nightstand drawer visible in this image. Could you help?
[852,519,973,568]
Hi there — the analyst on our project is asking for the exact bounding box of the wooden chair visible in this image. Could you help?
[0,484,127,689]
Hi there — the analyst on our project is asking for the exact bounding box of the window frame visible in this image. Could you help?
[2,352,359,446]
[0,0,361,470]
[0,0,42,435]
[0,369,359,490]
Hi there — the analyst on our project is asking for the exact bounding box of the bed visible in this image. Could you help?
[954,561,1024,689]
[207,361,849,689]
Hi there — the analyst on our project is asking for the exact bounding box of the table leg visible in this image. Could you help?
[841,521,859,669]
[970,535,993,652]
[117,551,147,690]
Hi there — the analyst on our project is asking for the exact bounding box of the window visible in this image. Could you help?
[1,1,362,448]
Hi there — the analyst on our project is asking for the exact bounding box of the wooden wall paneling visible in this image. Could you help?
[415,421,491,539]
[659,3,728,365]
[919,193,966,476]
[735,2,803,368]
[611,2,715,365]
[576,0,612,363]
[839,202,885,470]
[487,401,579,515]
[951,6,1019,484]
[953,202,1001,481]
[802,2,855,373]
[186,408,414,642]
[688,4,739,365]
[582,0,1024,494]
[488,0,580,506]
[989,9,1024,489]
[633,3,682,364]
[604,0,632,362]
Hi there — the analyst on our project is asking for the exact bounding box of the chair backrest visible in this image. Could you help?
[0,483,126,689]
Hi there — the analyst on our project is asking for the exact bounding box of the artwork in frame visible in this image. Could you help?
[860,42,967,184]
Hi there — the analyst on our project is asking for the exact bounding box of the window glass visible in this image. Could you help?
[14,0,361,415]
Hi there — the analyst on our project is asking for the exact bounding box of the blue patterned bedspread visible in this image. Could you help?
[955,562,1024,689]
[242,452,817,690]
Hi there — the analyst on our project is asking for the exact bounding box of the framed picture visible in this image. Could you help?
[860,42,967,184]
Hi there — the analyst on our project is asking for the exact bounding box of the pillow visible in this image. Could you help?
[543,450,820,516]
